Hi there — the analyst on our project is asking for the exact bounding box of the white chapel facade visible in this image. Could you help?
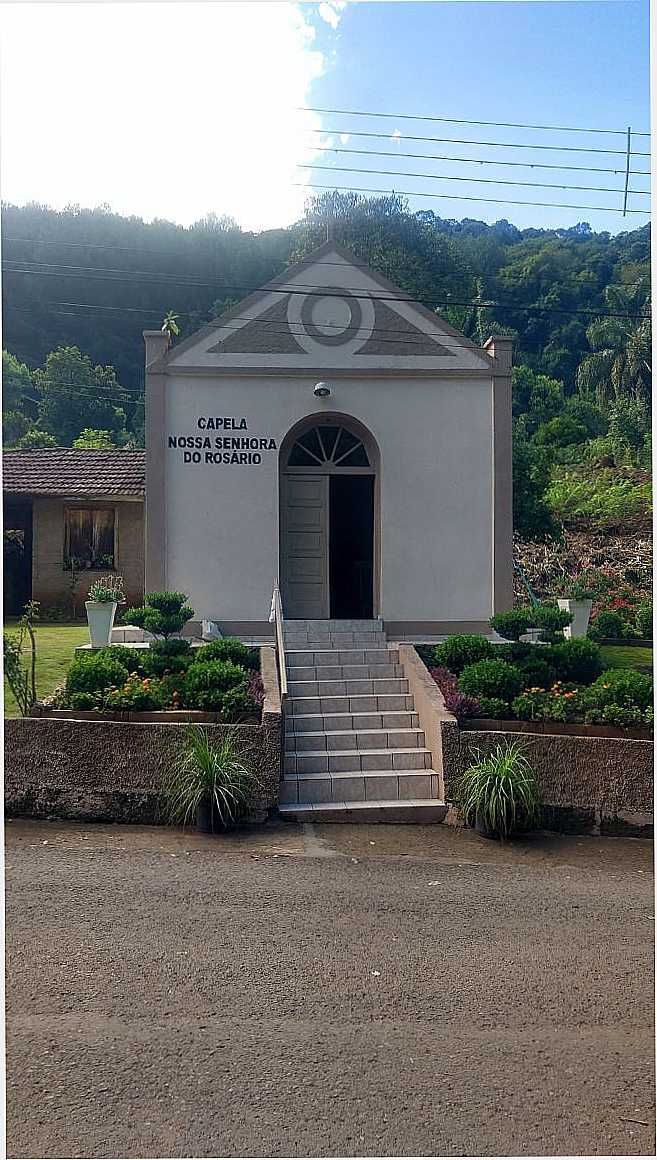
[143,242,513,638]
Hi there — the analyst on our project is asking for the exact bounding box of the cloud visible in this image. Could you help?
[340,133,350,145]
[0,1,339,231]
[317,1,347,30]
[391,129,402,142]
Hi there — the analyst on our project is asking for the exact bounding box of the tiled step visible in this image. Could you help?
[280,769,440,804]
[288,677,410,698]
[286,647,398,667]
[288,663,404,683]
[285,619,383,631]
[285,747,432,774]
[287,692,414,715]
[286,709,419,734]
[279,799,448,823]
[285,633,387,647]
[285,726,425,753]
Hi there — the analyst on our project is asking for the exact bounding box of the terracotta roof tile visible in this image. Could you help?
[2,449,145,498]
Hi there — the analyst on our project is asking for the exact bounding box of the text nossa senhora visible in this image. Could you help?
[168,434,278,466]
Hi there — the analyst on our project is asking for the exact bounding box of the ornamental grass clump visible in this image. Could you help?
[163,725,260,831]
[454,741,541,839]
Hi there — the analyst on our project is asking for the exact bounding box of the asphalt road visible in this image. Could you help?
[5,818,655,1158]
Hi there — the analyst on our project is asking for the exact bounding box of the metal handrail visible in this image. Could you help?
[272,582,288,700]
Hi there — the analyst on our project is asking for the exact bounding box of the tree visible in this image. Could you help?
[73,428,116,449]
[2,350,34,411]
[15,428,58,448]
[512,365,564,438]
[34,346,128,445]
[3,411,30,446]
[576,280,651,408]
[534,415,588,448]
[608,398,651,466]
[513,437,559,542]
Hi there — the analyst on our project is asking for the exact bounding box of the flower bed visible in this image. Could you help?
[43,636,265,723]
[417,634,653,735]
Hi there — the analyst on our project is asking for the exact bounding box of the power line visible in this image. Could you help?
[309,144,652,178]
[299,104,651,138]
[298,161,651,197]
[4,263,651,318]
[304,125,650,158]
[295,180,651,216]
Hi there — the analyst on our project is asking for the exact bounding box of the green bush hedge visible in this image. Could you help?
[193,639,259,670]
[433,635,494,674]
[548,638,604,684]
[66,653,129,695]
[588,610,628,641]
[459,658,524,705]
[182,660,248,711]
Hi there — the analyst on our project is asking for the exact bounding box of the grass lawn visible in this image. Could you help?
[600,643,653,672]
[4,621,88,717]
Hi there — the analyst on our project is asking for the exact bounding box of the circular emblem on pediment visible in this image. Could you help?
[288,286,374,354]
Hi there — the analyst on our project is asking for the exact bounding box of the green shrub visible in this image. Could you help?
[122,590,194,640]
[514,655,558,690]
[589,668,653,711]
[475,696,510,719]
[588,610,628,641]
[550,638,604,684]
[68,692,96,710]
[433,635,494,674]
[183,660,247,711]
[645,706,654,728]
[635,601,653,639]
[66,653,129,696]
[600,703,644,727]
[221,685,259,720]
[532,603,572,642]
[459,659,524,705]
[143,638,193,676]
[489,609,532,641]
[94,645,146,674]
[193,638,259,670]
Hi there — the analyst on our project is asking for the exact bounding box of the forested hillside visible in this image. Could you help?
[2,192,651,542]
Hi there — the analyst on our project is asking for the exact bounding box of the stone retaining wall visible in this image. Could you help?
[444,724,653,836]
[5,646,282,825]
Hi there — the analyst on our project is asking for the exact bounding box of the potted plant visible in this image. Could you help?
[557,578,594,640]
[85,574,125,648]
[162,725,261,833]
[453,740,541,840]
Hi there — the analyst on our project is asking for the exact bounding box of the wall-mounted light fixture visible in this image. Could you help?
[313,381,331,398]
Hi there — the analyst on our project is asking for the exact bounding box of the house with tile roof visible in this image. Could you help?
[3,449,145,615]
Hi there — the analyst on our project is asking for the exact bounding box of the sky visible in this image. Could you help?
[0,0,650,236]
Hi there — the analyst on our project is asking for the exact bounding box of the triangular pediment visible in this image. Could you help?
[159,242,494,374]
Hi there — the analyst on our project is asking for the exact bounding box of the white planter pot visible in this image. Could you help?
[558,598,592,640]
[85,601,117,648]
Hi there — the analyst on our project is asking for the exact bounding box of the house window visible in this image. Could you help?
[64,508,115,570]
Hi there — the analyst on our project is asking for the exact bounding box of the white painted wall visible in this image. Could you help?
[163,373,494,624]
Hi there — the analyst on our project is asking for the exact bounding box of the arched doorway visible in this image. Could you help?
[280,415,379,620]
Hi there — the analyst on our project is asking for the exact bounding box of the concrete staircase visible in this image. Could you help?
[278,620,446,822]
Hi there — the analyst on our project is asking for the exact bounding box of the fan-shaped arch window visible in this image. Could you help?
[286,424,370,469]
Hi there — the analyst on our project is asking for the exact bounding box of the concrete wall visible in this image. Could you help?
[5,646,282,825]
[31,497,144,610]
[448,726,653,837]
[162,375,494,627]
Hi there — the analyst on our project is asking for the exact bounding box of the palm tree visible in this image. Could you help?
[576,279,651,408]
